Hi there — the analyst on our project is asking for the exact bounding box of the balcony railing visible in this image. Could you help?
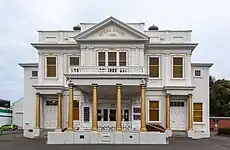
[69,66,145,74]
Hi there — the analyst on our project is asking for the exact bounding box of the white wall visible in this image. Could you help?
[192,66,210,131]
[12,98,23,127]
[23,67,38,130]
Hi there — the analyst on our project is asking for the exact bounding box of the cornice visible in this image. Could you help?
[31,43,79,49]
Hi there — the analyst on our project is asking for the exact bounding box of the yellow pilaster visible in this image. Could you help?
[67,84,74,131]
[140,84,147,132]
[35,93,40,129]
[92,84,98,131]
[166,94,170,129]
[188,94,193,130]
[57,93,62,129]
[116,84,122,131]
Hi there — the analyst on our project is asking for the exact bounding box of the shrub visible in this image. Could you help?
[217,128,230,135]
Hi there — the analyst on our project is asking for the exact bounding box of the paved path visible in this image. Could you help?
[0,133,230,150]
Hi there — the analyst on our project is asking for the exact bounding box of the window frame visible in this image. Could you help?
[31,70,38,78]
[68,56,80,67]
[171,55,185,79]
[193,103,203,123]
[148,56,161,79]
[148,100,160,122]
[44,55,58,79]
[73,100,80,121]
[97,50,128,67]
[194,69,202,78]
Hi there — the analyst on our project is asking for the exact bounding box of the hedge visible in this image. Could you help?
[218,128,230,135]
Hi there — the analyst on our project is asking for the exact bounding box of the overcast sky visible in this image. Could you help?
[0,0,229,101]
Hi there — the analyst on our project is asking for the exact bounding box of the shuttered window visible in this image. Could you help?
[149,57,159,78]
[98,52,106,66]
[149,101,159,121]
[193,103,203,122]
[119,52,126,66]
[46,57,56,77]
[70,57,79,67]
[108,52,117,66]
[173,57,183,78]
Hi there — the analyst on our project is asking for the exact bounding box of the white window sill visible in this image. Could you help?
[193,76,203,78]
[193,122,205,125]
[30,77,38,79]
[171,78,185,80]
[147,121,162,124]
[149,77,161,80]
[44,77,58,80]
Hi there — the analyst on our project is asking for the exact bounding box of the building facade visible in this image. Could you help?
[12,98,23,128]
[19,17,212,144]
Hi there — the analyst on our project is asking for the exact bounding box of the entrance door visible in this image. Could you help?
[44,100,58,129]
[109,109,116,121]
[170,101,186,130]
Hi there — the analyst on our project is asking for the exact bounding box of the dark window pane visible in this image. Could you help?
[70,57,79,66]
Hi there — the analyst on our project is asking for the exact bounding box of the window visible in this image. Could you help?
[73,100,79,120]
[98,52,106,66]
[32,71,38,77]
[149,57,159,78]
[194,70,201,77]
[149,101,159,121]
[84,107,90,121]
[133,107,141,120]
[46,100,58,106]
[193,103,203,122]
[46,57,57,77]
[173,57,183,78]
[170,101,184,107]
[108,52,117,66]
[119,52,126,66]
[70,57,79,67]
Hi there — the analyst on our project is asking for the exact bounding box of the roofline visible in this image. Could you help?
[191,63,214,68]
[144,30,192,32]
[18,63,38,68]
[12,97,23,104]
[31,43,79,49]
[148,43,198,50]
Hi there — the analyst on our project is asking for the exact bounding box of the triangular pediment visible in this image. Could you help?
[74,17,149,42]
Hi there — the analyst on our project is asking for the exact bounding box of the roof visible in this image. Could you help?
[12,97,23,105]
[191,63,214,68]
[18,63,38,68]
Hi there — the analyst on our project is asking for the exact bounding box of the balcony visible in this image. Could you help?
[69,66,145,75]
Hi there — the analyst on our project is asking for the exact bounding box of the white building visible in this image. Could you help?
[19,17,213,144]
[12,98,23,128]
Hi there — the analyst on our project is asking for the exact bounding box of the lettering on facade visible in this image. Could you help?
[98,28,126,36]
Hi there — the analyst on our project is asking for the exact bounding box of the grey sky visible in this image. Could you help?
[0,0,229,101]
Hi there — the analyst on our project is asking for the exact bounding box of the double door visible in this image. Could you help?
[97,109,129,121]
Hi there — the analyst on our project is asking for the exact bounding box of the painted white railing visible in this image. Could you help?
[73,121,139,132]
[69,66,145,74]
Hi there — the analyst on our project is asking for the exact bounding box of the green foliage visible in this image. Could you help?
[218,128,230,135]
[210,75,230,117]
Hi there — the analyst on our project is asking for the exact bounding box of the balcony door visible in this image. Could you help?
[97,51,127,67]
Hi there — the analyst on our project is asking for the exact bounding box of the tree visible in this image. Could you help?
[210,76,230,117]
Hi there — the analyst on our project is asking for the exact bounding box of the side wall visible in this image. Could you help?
[192,66,210,131]
[23,67,38,130]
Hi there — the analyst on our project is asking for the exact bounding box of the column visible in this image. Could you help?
[116,84,122,131]
[188,94,193,130]
[67,83,74,131]
[57,93,62,129]
[92,84,98,131]
[35,93,40,129]
[166,94,170,129]
[140,84,147,132]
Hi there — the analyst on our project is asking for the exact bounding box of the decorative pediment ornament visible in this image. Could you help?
[74,16,150,42]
